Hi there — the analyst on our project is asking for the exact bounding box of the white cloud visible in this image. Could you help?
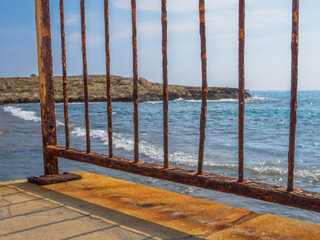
[112,26,131,40]
[88,35,105,45]
[301,12,320,22]
[65,13,101,26]
[246,9,290,30]
[66,32,104,46]
[206,0,238,10]
[113,0,239,13]
[139,21,161,37]
[66,32,81,42]
[111,19,198,40]
[65,14,80,25]
[111,1,290,41]
[113,0,158,12]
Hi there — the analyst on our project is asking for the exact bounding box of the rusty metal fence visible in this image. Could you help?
[32,0,320,212]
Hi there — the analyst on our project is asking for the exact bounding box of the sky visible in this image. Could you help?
[0,0,320,91]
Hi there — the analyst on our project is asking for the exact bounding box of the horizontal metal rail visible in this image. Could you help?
[47,145,320,213]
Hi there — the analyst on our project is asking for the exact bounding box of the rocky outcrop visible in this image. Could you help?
[0,75,250,105]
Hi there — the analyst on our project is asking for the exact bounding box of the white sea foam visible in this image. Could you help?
[70,127,197,164]
[183,99,201,103]
[70,126,320,181]
[172,97,184,102]
[142,96,269,104]
[68,102,82,105]
[3,106,317,181]
[141,97,183,104]
[187,96,270,102]
[178,99,239,103]
[71,127,106,140]
[142,101,162,104]
[208,96,269,102]
[175,98,266,103]
[247,165,320,180]
[3,106,41,122]
[209,99,238,102]
[3,106,64,126]
[247,96,269,101]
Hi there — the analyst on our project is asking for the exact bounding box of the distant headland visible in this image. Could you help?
[0,75,251,105]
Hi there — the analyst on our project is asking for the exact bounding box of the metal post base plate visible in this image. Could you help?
[28,172,82,185]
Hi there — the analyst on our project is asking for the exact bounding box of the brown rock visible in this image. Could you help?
[0,75,251,105]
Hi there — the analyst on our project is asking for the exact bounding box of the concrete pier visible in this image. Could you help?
[1,171,319,239]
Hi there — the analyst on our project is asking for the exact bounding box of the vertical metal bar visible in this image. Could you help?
[80,0,91,153]
[60,0,70,149]
[34,0,59,175]
[197,0,208,175]
[104,0,113,158]
[162,0,169,169]
[131,0,139,162]
[287,0,299,192]
[238,0,245,182]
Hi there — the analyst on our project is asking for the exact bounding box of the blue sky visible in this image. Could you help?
[0,0,320,91]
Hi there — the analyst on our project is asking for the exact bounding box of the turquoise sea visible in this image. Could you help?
[0,91,319,224]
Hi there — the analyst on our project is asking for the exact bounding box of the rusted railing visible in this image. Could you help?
[32,0,320,212]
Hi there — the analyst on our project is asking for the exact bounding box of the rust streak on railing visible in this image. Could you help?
[80,0,91,153]
[131,0,139,162]
[59,0,70,149]
[104,0,113,158]
[288,0,300,192]
[238,0,245,182]
[162,0,169,169]
[198,0,208,175]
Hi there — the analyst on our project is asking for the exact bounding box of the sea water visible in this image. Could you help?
[0,91,319,224]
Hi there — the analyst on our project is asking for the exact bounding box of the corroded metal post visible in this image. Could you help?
[162,0,169,168]
[287,0,300,192]
[131,0,139,162]
[104,0,113,158]
[34,0,58,175]
[81,0,91,153]
[197,0,208,175]
[238,0,245,182]
[30,0,82,185]
[60,0,70,149]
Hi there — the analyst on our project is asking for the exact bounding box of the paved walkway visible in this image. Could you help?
[0,184,159,239]
[1,171,319,239]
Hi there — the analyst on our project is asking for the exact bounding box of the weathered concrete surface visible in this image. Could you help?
[1,171,320,239]
[0,183,155,239]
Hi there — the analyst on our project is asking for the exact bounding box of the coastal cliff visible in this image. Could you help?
[0,75,251,104]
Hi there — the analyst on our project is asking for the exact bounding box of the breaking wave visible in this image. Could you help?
[3,106,41,122]
[3,106,64,126]
[248,96,270,101]
[70,127,320,181]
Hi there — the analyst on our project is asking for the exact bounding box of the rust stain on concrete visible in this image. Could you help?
[43,171,320,239]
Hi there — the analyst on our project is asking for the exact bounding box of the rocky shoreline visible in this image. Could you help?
[0,75,251,105]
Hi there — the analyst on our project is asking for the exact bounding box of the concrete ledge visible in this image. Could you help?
[1,171,320,239]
